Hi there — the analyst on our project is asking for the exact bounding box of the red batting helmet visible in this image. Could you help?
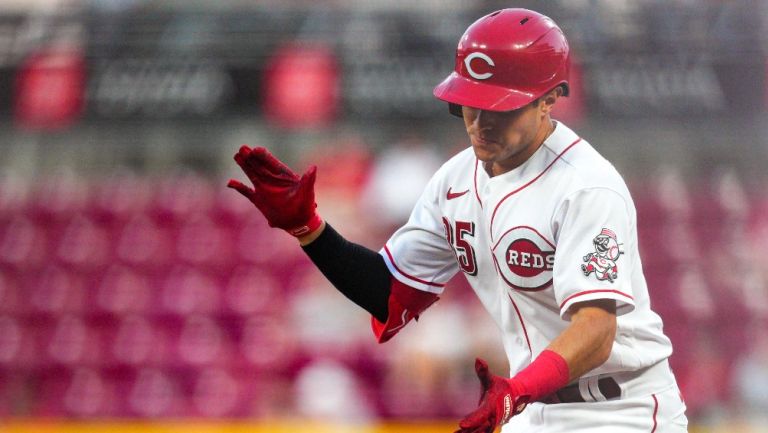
[433,8,570,116]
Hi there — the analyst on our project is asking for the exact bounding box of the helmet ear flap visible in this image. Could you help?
[448,103,463,117]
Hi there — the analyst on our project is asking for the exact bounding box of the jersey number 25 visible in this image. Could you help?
[442,217,478,276]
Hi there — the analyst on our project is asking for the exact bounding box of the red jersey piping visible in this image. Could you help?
[383,245,446,288]
[473,159,483,208]
[508,293,532,354]
[559,289,634,310]
[490,138,582,236]
[492,225,556,251]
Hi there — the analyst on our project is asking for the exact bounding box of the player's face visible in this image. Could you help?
[462,89,559,176]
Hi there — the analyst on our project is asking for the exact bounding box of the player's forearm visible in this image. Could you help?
[546,299,617,381]
[301,223,391,322]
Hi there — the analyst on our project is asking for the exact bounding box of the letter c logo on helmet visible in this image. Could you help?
[434,8,570,116]
[464,52,495,80]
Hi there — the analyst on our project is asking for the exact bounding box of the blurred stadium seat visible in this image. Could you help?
[0,215,49,270]
[95,266,153,316]
[158,267,222,316]
[109,315,162,367]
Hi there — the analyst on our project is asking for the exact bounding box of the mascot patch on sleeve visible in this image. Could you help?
[581,228,622,283]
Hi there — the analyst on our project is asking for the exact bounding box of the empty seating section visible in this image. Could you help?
[0,173,765,418]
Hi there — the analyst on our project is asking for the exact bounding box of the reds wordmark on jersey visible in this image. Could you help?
[381,121,675,381]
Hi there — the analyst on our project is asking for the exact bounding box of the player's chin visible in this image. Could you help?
[470,138,500,161]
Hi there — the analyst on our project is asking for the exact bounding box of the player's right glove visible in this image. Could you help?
[227,145,323,237]
[455,358,530,433]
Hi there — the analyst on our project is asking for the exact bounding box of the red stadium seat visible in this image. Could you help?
[0,315,26,369]
[34,367,117,417]
[108,315,166,367]
[223,265,284,316]
[707,170,750,223]
[190,367,247,417]
[0,215,49,270]
[61,368,116,417]
[172,315,232,368]
[94,266,153,315]
[663,265,716,324]
[237,315,298,372]
[174,214,234,269]
[639,219,703,270]
[27,265,87,315]
[234,218,302,266]
[55,215,111,271]
[31,367,72,416]
[89,172,153,223]
[674,329,730,419]
[0,372,8,416]
[114,215,173,269]
[124,368,185,417]
[151,175,215,223]
[42,315,103,367]
[0,270,22,315]
[158,266,222,316]
[653,168,693,222]
[630,183,665,225]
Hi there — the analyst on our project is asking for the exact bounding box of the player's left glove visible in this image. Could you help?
[455,358,530,433]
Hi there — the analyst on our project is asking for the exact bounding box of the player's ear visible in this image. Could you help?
[539,87,562,114]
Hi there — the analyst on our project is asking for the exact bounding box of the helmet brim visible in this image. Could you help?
[433,71,537,114]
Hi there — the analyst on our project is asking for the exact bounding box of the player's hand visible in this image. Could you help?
[228,145,323,237]
[454,358,529,433]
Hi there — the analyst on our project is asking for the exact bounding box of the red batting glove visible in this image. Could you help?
[455,358,530,433]
[228,145,323,237]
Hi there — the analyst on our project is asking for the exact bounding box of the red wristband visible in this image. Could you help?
[371,278,439,343]
[287,212,323,237]
[508,349,570,403]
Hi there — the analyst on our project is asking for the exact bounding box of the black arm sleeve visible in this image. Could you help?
[301,224,391,323]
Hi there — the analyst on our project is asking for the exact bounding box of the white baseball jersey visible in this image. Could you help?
[380,121,677,387]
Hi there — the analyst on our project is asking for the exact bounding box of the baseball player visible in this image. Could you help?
[228,8,688,433]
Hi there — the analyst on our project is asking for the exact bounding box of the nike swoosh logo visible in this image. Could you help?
[446,187,470,200]
[385,310,410,335]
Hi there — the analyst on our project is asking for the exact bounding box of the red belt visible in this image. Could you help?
[543,377,621,404]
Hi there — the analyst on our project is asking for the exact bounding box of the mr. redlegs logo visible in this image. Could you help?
[493,226,555,291]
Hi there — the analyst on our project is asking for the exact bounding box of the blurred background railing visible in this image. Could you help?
[0,0,767,432]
